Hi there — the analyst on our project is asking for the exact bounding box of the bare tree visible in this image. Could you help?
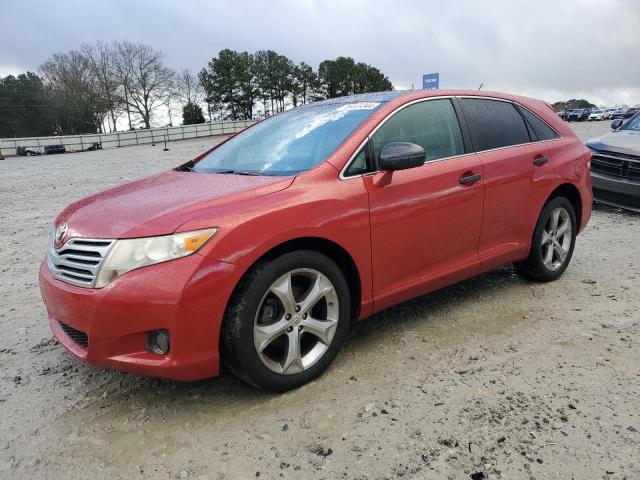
[82,41,121,132]
[175,68,203,106]
[40,50,107,134]
[162,76,179,126]
[113,41,174,129]
[112,41,135,129]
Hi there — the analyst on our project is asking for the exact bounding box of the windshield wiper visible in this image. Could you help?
[175,163,194,172]
[215,169,263,176]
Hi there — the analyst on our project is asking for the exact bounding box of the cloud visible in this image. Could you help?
[2,0,639,105]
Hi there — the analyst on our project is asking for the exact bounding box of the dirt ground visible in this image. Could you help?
[1,120,638,480]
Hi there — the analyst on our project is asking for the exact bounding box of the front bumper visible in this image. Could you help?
[591,171,640,212]
[39,252,243,381]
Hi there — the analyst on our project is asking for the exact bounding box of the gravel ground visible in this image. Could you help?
[1,120,639,480]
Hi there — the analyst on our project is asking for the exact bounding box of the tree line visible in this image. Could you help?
[199,49,393,120]
[0,42,393,138]
[551,99,596,111]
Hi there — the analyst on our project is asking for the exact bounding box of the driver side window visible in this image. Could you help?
[371,99,465,163]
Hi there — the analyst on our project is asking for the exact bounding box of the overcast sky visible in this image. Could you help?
[2,0,639,107]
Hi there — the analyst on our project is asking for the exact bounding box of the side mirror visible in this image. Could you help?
[379,142,426,171]
[611,119,623,130]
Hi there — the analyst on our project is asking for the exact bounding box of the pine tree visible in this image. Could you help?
[182,102,205,125]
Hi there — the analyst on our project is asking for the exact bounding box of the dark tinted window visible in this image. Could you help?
[371,99,465,163]
[518,106,560,141]
[461,98,530,151]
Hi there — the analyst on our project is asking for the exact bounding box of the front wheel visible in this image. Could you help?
[221,250,351,391]
[515,197,577,282]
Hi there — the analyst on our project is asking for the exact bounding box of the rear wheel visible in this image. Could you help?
[515,197,576,282]
[221,250,351,391]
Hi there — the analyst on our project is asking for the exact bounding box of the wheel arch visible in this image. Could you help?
[545,183,582,230]
[226,236,362,322]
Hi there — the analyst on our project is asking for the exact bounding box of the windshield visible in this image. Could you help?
[192,101,382,176]
[620,114,640,131]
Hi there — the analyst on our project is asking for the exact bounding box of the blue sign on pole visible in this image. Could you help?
[422,73,439,90]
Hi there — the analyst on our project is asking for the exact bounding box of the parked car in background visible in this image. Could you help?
[44,144,66,155]
[17,146,43,156]
[586,113,640,212]
[40,89,593,391]
[556,110,567,120]
[612,107,640,119]
[603,108,617,120]
[17,145,66,156]
[567,109,590,121]
[588,109,606,121]
[610,108,626,119]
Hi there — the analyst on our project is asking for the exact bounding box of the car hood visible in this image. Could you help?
[586,131,640,156]
[56,170,294,240]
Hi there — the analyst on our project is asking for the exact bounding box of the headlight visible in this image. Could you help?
[95,228,218,288]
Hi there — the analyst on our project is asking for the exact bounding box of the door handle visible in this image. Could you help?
[459,173,481,185]
[533,155,549,166]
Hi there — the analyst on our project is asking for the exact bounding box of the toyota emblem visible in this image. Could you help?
[55,223,68,243]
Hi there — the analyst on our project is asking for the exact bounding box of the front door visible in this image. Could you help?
[363,98,484,311]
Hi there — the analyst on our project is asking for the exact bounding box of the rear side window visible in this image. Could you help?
[371,99,465,163]
[517,106,560,141]
[460,98,530,152]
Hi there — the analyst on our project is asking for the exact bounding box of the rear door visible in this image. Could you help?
[362,98,485,310]
[459,98,559,271]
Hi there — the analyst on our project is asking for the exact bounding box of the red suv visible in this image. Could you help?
[40,90,592,391]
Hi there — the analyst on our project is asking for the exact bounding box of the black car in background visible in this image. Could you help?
[612,107,640,119]
[567,108,591,121]
[586,113,640,212]
[44,144,66,155]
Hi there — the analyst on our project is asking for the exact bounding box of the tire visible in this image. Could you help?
[514,197,577,282]
[221,250,351,391]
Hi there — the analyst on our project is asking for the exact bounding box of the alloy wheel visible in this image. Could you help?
[253,268,339,375]
[541,207,572,271]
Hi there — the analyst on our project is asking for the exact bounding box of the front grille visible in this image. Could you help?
[590,149,640,179]
[58,321,89,349]
[593,188,640,210]
[47,236,114,288]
